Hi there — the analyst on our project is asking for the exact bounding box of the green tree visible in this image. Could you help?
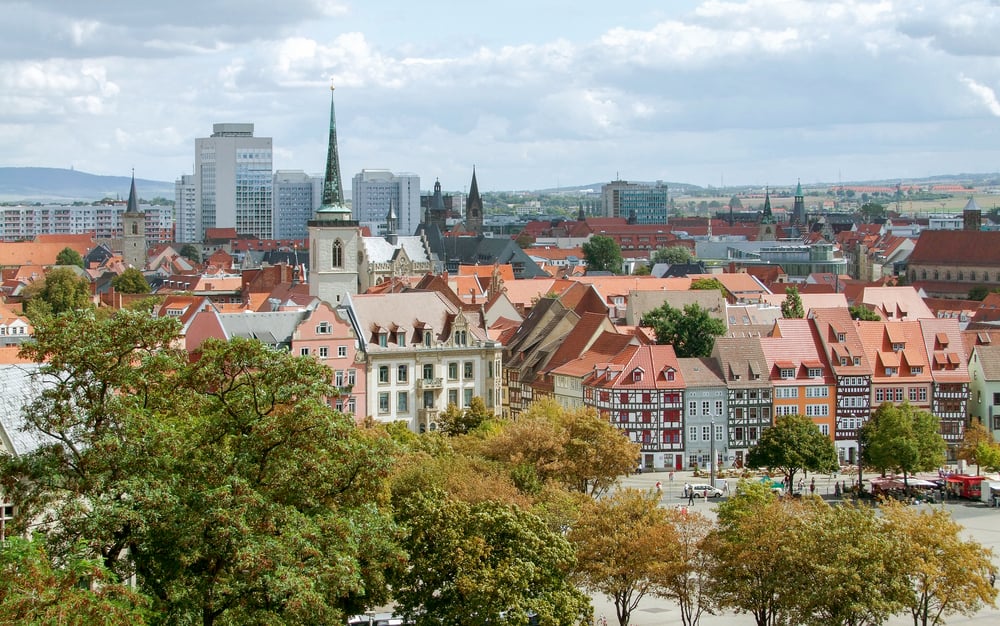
[632,263,652,276]
[958,420,994,475]
[0,535,150,625]
[582,235,623,274]
[23,267,92,318]
[653,510,716,626]
[849,304,881,321]
[393,490,590,626]
[438,396,493,436]
[111,267,150,294]
[179,243,201,263]
[859,202,887,223]
[1,310,402,625]
[482,398,639,497]
[640,302,728,358]
[976,440,1000,473]
[569,489,677,626]
[745,414,838,493]
[861,402,946,490]
[55,246,85,267]
[780,286,804,319]
[968,285,989,301]
[881,501,997,626]
[653,245,694,265]
[689,277,726,295]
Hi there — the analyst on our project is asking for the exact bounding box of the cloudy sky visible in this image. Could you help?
[3,0,1000,192]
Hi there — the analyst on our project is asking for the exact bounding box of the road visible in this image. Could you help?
[589,469,1000,626]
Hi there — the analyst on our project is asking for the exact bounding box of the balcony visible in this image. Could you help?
[419,407,440,423]
[417,377,443,390]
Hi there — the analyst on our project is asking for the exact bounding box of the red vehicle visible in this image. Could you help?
[945,474,984,499]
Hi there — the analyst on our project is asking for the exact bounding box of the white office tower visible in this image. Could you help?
[273,170,322,240]
[351,169,420,236]
[174,174,198,243]
[195,123,273,240]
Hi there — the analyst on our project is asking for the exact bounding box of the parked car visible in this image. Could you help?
[689,483,724,498]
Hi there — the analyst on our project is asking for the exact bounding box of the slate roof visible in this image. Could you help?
[218,310,308,347]
[0,364,57,457]
[362,235,432,264]
[973,344,1000,379]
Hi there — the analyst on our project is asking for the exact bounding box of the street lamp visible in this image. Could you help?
[710,417,716,488]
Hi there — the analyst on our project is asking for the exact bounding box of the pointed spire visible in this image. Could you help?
[761,186,774,224]
[795,179,803,197]
[316,84,352,220]
[468,166,480,205]
[126,169,140,213]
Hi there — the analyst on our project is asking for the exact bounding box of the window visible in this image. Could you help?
[884,367,897,376]
[397,391,408,413]
[338,346,347,358]
[715,400,723,415]
[378,366,389,384]
[734,426,744,441]
[688,426,698,441]
[1,502,12,541]
[448,362,458,380]
[805,386,829,398]
[780,368,795,379]
[910,366,922,374]
[776,388,798,399]
[875,388,885,402]
[335,370,345,387]
[448,389,458,406]
[688,401,697,415]
[776,405,797,415]
[316,322,331,334]
[666,370,675,381]
[807,368,822,378]
[819,423,830,436]
[837,332,846,342]
[702,425,711,440]
[806,404,829,417]
[378,392,390,413]
[423,364,434,380]
[702,401,710,416]
[909,387,919,402]
[397,364,408,383]
[464,388,473,407]
[853,357,861,366]
[715,424,723,441]
[424,331,432,347]
[300,347,310,356]
[464,362,474,378]
[378,333,387,347]
[894,388,904,402]
[918,388,927,402]
[332,240,343,267]
[423,390,434,408]
[318,346,328,358]
[397,332,406,347]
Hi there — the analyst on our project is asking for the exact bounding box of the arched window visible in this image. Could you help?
[921,270,927,280]
[946,271,952,280]
[131,222,139,235]
[958,271,964,281]
[332,240,343,268]
[934,270,939,280]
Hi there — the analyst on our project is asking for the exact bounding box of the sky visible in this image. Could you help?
[3,0,1000,193]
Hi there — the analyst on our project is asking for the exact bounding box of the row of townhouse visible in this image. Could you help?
[505,284,972,470]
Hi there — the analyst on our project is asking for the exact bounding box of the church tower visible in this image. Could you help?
[465,167,484,235]
[308,85,361,306]
[792,179,806,226]
[758,187,777,242]
[121,172,146,269]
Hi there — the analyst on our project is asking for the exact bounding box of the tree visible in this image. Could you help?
[111,267,150,294]
[689,277,726,294]
[0,535,150,625]
[640,302,727,358]
[958,420,994,475]
[632,263,651,276]
[780,286,804,319]
[482,398,639,497]
[880,501,997,626]
[968,285,990,301]
[393,490,591,626]
[582,235,623,274]
[179,243,201,263]
[849,304,881,321]
[653,510,717,626]
[745,414,838,493]
[55,246,85,268]
[569,489,678,626]
[653,245,693,265]
[23,266,92,318]
[976,440,1000,473]
[859,202,887,223]
[861,402,946,489]
[437,396,493,436]
[0,310,403,625]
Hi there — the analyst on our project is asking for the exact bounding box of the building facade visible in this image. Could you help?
[273,170,321,240]
[174,174,198,243]
[600,179,669,224]
[351,169,421,237]
[195,123,274,240]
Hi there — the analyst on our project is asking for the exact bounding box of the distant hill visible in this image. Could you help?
[0,167,175,203]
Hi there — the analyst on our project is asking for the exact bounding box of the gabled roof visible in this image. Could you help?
[918,318,969,382]
[909,230,1000,266]
[0,364,58,456]
[711,335,770,387]
[858,286,933,321]
[586,344,685,390]
[761,318,833,382]
[809,306,872,374]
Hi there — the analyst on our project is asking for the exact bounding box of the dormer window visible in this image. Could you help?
[853,357,861,366]
[780,368,795,379]
[910,366,923,374]
[424,331,432,347]
[808,368,822,378]
[840,357,848,366]
[666,369,675,381]
[632,368,644,382]
[378,332,388,347]
[837,332,846,342]
[885,366,897,376]
[397,331,405,347]
[892,343,905,352]
[316,322,331,334]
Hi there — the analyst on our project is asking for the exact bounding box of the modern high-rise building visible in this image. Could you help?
[273,170,322,240]
[194,123,273,240]
[601,179,669,224]
[351,169,420,237]
[174,174,198,243]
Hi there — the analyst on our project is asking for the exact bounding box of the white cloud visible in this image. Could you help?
[960,75,1000,117]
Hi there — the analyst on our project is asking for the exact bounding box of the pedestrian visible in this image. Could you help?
[684,482,690,498]
[834,481,841,497]
[687,486,695,505]
[810,477,816,495]
[655,481,662,494]
[668,470,675,484]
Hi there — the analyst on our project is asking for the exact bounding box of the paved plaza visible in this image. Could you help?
[591,469,1000,626]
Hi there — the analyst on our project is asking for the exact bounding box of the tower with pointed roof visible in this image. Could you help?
[122,171,146,269]
[309,85,361,306]
[792,179,805,225]
[758,187,777,241]
[385,199,398,245]
[465,167,484,235]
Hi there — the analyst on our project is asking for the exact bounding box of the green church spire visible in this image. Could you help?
[317,84,351,219]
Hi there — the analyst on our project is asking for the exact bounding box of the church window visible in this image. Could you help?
[332,240,343,268]
[131,222,139,235]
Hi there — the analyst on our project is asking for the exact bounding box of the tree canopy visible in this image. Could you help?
[55,246,84,268]
[958,420,994,475]
[582,235,623,274]
[849,304,881,321]
[178,243,201,263]
[23,267,92,319]
[689,277,726,294]
[780,286,804,319]
[437,396,493,436]
[111,267,150,294]
[745,413,838,491]
[861,402,946,487]
[652,245,694,265]
[640,302,727,358]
